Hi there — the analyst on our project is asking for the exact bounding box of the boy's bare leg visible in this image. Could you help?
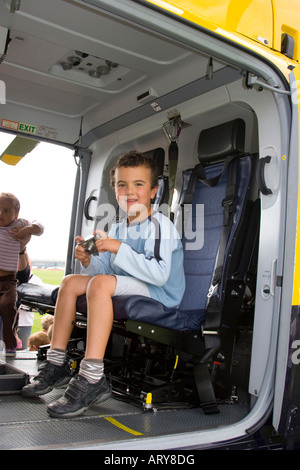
[84,274,117,359]
[22,273,116,409]
[44,274,116,417]
[21,273,94,399]
[50,274,93,351]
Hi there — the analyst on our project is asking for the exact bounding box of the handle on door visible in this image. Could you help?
[257,155,273,195]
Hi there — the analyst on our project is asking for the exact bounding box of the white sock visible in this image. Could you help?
[47,348,66,366]
[79,358,104,384]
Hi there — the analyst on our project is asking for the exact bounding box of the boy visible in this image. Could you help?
[22,151,185,418]
[0,192,44,354]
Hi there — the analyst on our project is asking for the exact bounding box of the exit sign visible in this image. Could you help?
[18,122,37,134]
[1,119,37,134]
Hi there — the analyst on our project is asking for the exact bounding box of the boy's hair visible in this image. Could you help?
[0,192,20,213]
[110,151,159,190]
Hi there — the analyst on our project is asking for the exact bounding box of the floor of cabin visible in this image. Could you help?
[0,351,249,450]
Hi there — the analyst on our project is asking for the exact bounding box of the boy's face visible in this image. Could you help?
[0,197,19,227]
[115,165,157,221]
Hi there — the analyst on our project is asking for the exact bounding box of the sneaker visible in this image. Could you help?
[47,374,112,418]
[22,360,73,398]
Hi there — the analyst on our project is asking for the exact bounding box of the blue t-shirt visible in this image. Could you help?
[82,211,185,308]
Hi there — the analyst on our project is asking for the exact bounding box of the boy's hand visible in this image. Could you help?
[94,230,121,254]
[75,235,91,268]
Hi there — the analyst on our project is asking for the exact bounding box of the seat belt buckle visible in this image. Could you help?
[202,328,219,336]
[222,195,234,207]
[201,325,219,336]
[207,284,218,299]
[222,196,234,224]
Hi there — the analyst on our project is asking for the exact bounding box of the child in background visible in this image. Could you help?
[0,192,44,355]
[41,314,54,335]
[28,331,50,351]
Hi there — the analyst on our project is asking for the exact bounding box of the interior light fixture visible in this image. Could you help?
[97,65,110,75]
[57,50,120,77]
[60,55,82,71]
[51,50,134,88]
[67,56,82,67]
[106,60,118,68]
[60,61,73,70]
[89,70,101,78]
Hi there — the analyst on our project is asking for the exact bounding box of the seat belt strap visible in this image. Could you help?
[211,157,237,284]
[183,154,241,208]
[168,140,179,208]
[194,361,219,414]
[194,154,238,188]
[204,157,238,349]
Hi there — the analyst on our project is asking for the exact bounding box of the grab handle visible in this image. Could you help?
[84,196,97,220]
[257,156,273,195]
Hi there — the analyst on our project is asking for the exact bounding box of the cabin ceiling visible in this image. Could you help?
[0,0,226,144]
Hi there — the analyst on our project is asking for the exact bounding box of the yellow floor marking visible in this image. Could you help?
[104,417,143,436]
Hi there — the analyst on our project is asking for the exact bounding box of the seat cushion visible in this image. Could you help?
[113,295,204,331]
[17,282,59,306]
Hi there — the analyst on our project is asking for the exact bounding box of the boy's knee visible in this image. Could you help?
[60,274,74,288]
[88,275,108,291]
[87,274,116,297]
[59,274,80,294]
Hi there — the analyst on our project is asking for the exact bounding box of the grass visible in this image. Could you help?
[32,268,65,285]
[31,269,65,334]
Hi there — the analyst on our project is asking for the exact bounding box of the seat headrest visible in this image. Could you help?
[198,119,245,164]
[145,147,165,176]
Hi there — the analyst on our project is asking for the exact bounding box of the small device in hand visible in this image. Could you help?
[78,235,99,255]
